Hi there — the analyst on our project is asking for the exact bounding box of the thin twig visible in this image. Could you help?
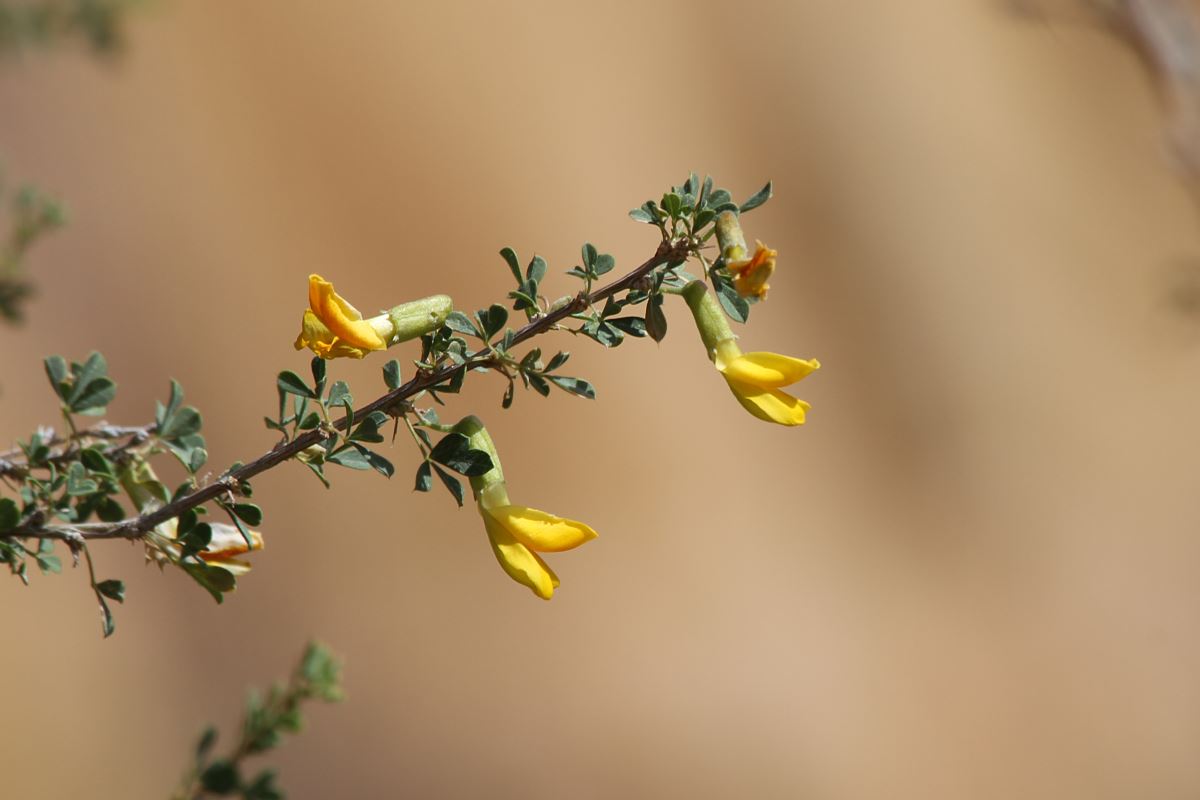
[2,238,688,543]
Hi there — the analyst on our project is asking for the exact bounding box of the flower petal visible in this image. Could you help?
[481,509,557,599]
[487,505,598,553]
[721,352,820,389]
[295,310,370,359]
[308,275,386,351]
[724,376,811,426]
[202,522,264,559]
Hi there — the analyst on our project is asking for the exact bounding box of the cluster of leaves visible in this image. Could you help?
[629,172,772,324]
[269,357,500,509]
[0,179,65,323]
[0,351,250,634]
[270,358,399,486]
[440,296,594,407]
[175,641,344,800]
[0,0,136,56]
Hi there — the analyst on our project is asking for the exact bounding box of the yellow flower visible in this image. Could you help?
[118,460,264,575]
[477,482,598,600]
[727,240,776,300]
[683,280,819,426]
[714,211,776,299]
[294,275,454,360]
[714,339,819,426]
[193,523,264,576]
[295,274,390,359]
[452,415,598,599]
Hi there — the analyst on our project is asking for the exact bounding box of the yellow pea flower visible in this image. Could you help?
[295,274,453,360]
[728,241,776,300]
[118,460,264,575]
[194,523,265,576]
[683,280,820,426]
[715,211,776,300]
[453,415,597,599]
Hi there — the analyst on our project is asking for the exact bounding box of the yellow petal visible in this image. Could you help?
[198,523,263,575]
[481,509,557,599]
[308,274,386,351]
[724,376,811,426]
[721,352,820,389]
[201,522,264,559]
[294,310,371,359]
[487,505,598,552]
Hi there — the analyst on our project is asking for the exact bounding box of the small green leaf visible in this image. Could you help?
[609,317,648,338]
[97,595,115,637]
[740,180,773,213]
[526,255,547,285]
[277,370,315,399]
[200,760,240,794]
[69,377,116,414]
[428,433,493,476]
[363,450,394,478]
[160,407,202,440]
[545,351,570,372]
[328,445,372,470]
[310,356,327,395]
[414,461,433,492]
[79,448,114,476]
[65,463,99,496]
[43,356,68,399]
[349,411,388,443]
[431,463,465,507]
[159,379,185,428]
[499,247,523,285]
[182,562,236,604]
[231,503,263,526]
[195,726,218,760]
[0,498,20,531]
[547,375,596,399]
[445,311,479,337]
[628,206,655,223]
[383,359,402,390]
[327,380,352,409]
[66,352,108,405]
[646,294,668,343]
[179,522,213,559]
[716,283,750,323]
[298,412,321,430]
[96,579,125,603]
[36,553,62,574]
[582,242,598,269]
[478,304,508,340]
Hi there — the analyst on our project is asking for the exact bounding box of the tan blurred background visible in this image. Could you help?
[2,1,1200,797]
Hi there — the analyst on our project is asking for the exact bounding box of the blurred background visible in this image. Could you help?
[2,1,1200,798]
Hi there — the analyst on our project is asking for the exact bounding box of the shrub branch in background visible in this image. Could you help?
[171,641,344,800]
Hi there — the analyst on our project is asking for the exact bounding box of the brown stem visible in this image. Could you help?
[3,238,689,543]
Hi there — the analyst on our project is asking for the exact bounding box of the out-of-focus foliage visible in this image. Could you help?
[0,179,65,323]
[172,642,344,800]
[0,0,138,56]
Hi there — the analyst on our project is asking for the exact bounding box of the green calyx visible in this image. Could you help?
[714,210,748,264]
[682,280,736,358]
[385,294,453,345]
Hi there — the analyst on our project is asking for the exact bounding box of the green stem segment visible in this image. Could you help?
[682,280,736,358]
